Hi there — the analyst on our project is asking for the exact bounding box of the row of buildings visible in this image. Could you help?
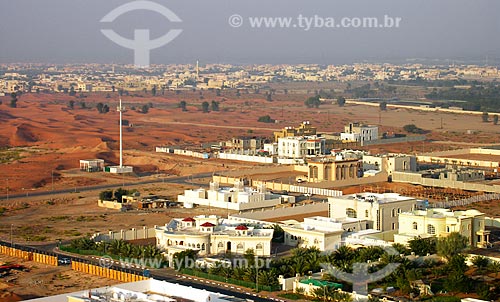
[153,191,490,262]
[3,62,500,94]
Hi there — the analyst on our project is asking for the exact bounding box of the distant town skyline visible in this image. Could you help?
[1,0,499,65]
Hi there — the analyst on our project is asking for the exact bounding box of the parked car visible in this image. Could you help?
[58,257,71,265]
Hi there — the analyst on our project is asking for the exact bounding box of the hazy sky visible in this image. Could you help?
[1,0,499,65]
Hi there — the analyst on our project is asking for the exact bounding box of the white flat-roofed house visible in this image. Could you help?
[79,159,104,172]
[281,216,372,251]
[341,122,378,144]
[277,136,326,159]
[179,181,282,211]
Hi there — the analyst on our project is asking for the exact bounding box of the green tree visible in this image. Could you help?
[96,103,104,113]
[266,92,273,102]
[80,101,86,109]
[211,100,220,111]
[482,111,489,122]
[493,114,499,125]
[69,86,76,96]
[257,115,275,123]
[201,101,210,113]
[443,254,471,293]
[488,261,500,277]
[151,86,157,96]
[179,100,187,111]
[244,248,255,266]
[9,92,17,108]
[337,96,346,107]
[305,95,321,108]
[141,104,149,114]
[436,232,468,261]
[403,124,426,134]
[172,249,198,270]
[114,188,129,202]
[408,237,437,256]
[471,255,489,274]
[68,100,75,109]
[99,190,113,201]
[379,101,387,111]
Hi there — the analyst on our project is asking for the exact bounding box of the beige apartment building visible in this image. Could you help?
[394,208,490,248]
[328,193,417,232]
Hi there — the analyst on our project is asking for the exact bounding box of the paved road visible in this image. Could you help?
[0,172,214,201]
[0,240,275,302]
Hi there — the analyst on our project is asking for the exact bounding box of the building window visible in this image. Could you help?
[237,243,244,249]
[427,224,436,235]
[256,243,263,250]
[346,208,357,218]
[392,223,396,230]
[218,242,224,248]
[365,210,369,218]
[391,209,396,217]
[412,222,418,230]
[467,224,471,230]
[446,226,450,233]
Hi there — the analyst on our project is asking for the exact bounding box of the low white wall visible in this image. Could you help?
[179,195,281,211]
[231,202,328,221]
[92,226,156,242]
[217,153,274,163]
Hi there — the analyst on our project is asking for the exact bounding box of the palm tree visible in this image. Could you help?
[290,257,309,276]
[488,261,500,277]
[232,266,246,280]
[472,255,490,275]
[258,270,278,286]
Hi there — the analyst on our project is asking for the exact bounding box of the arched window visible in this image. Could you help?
[197,243,201,249]
[256,243,263,250]
[201,243,205,250]
[391,209,396,217]
[412,222,418,230]
[237,243,244,249]
[427,224,436,235]
[346,208,357,218]
[218,242,224,248]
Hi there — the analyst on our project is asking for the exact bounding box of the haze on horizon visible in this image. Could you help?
[0,0,499,66]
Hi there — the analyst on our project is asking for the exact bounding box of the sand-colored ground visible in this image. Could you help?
[1,91,500,194]
[0,254,119,301]
[0,182,233,244]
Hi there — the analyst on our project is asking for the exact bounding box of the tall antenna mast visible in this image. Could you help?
[118,98,124,167]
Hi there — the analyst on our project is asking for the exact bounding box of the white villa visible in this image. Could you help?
[281,216,373,251]
[394,208,491,248]
[179,181,284,210]
[155,215,274,265]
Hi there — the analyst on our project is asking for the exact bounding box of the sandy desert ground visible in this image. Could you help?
[1,90,498,194]
[1,89,500,300]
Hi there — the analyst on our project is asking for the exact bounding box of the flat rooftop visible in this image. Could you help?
[334,192,414,204]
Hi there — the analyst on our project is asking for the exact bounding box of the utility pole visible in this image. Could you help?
[10,224,13,247]
[6,178,9,202]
